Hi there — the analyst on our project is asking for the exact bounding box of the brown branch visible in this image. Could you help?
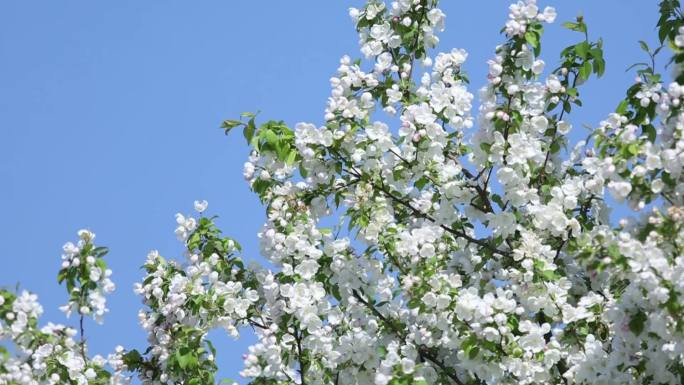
[295,328,308,385]
[373,179,509,257]
[462,167,495,214]
[79,314,87,361]
[352,290,467,385]
[330,150,510,257]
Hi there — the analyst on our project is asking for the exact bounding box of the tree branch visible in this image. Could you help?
[351,290,467,385]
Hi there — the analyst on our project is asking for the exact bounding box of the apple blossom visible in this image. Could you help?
[5,1,684,384]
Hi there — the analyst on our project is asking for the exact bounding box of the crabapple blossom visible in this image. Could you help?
[58,230,115,324]
[1,234,128,385]
[5,1,684,384]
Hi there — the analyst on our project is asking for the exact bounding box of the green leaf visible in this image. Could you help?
[642,124,657,142]
[468,346,480,359]
[331,285,342,301]
[176,350,197,370]
[92,246,109,257]
[563,19,587,34]
[407,297,422,309]
[593,57,605,77]
[205,340,217,357]
[122,350,142,369]
[243,118,256,142]
[491,194,505,209]
[625,62,649,73]
[221,119,242,133]
[607,243,622,260]
[377,346,388,358]
[507,315,519,332]
[259,128,276,144]
[299,163,309,178]
[286,150,297,166]
[616,100,629,115]
[638,40,651,54]
[0,346,8,360]
[575,41,590,59]
[562,21,578,31]
[659,21,670,43]
[590,47,604,59]
[541,269,560,281]
[654,49,666,65]
[550,141,561,154]
[579,61,592,80]
[525,31,539,49]
[414,176,429,190]
[96,258,107,272]
[627,143,640,156]
[57,269,67,284]
[628,310,647,335]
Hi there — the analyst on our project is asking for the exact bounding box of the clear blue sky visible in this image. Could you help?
[0,1,663,383]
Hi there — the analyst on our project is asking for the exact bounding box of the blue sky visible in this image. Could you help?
[0,0,664,383]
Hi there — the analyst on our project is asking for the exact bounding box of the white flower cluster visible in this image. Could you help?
[351,0,445,60]
[505,0,557,37]
[4,1,684,384]
[562,207,684,384]
[588,79,684,208]
[58,230,115,324]
[131,205,261,384]
[225,0,684,383]
[1,239,128,385]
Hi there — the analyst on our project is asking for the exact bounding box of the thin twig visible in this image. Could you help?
[352,290,467,385]
[79,314,87,361]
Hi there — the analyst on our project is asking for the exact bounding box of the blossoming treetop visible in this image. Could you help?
[2,0,684,384]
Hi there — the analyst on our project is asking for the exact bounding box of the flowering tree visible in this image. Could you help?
[2,0,684,384]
